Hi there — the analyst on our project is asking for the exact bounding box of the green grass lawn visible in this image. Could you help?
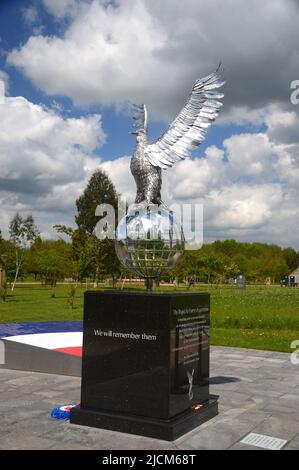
[0,284,85,322]
[0,283,298,353]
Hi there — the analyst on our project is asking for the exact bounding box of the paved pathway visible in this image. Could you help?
[0,346,298,450]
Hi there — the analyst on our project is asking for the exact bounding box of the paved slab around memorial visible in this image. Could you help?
[0,346,298,450]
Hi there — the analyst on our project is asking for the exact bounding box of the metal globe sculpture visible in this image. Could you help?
[115,204,184,290]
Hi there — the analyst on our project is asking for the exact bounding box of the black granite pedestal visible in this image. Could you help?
[70,291,218,441]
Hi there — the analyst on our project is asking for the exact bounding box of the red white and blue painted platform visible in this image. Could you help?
[0,322,83,376]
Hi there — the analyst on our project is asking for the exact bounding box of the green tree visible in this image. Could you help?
[76,169,118,235]
[9,213,39,291]
[282,247,299,271]
[72,233,120,285]
[0,239,16,282]
[29,239,73,296]
[72,169,121,283]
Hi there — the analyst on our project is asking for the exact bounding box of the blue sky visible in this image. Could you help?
[0,0,167,159]
[0,0,259,160]
[0,0,298,248]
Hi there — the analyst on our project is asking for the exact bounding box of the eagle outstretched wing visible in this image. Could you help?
[129,102,148,133]
[145,68,225,169]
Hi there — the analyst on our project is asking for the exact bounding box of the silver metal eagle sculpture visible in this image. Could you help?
[130,67,225,206]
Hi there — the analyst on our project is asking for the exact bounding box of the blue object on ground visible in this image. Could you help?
[51,404,77,420]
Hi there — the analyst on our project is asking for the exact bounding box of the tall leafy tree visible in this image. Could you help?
[25,238,73,282]
[54,170,121,283]
[75,170,120,283]
[282,247,299,271]
[9,213,39,291]
[75,169,118,235]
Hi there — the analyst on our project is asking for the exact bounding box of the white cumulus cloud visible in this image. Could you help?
[0,95,105,237]
[99,105,299,248]
[7,0,299,121]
